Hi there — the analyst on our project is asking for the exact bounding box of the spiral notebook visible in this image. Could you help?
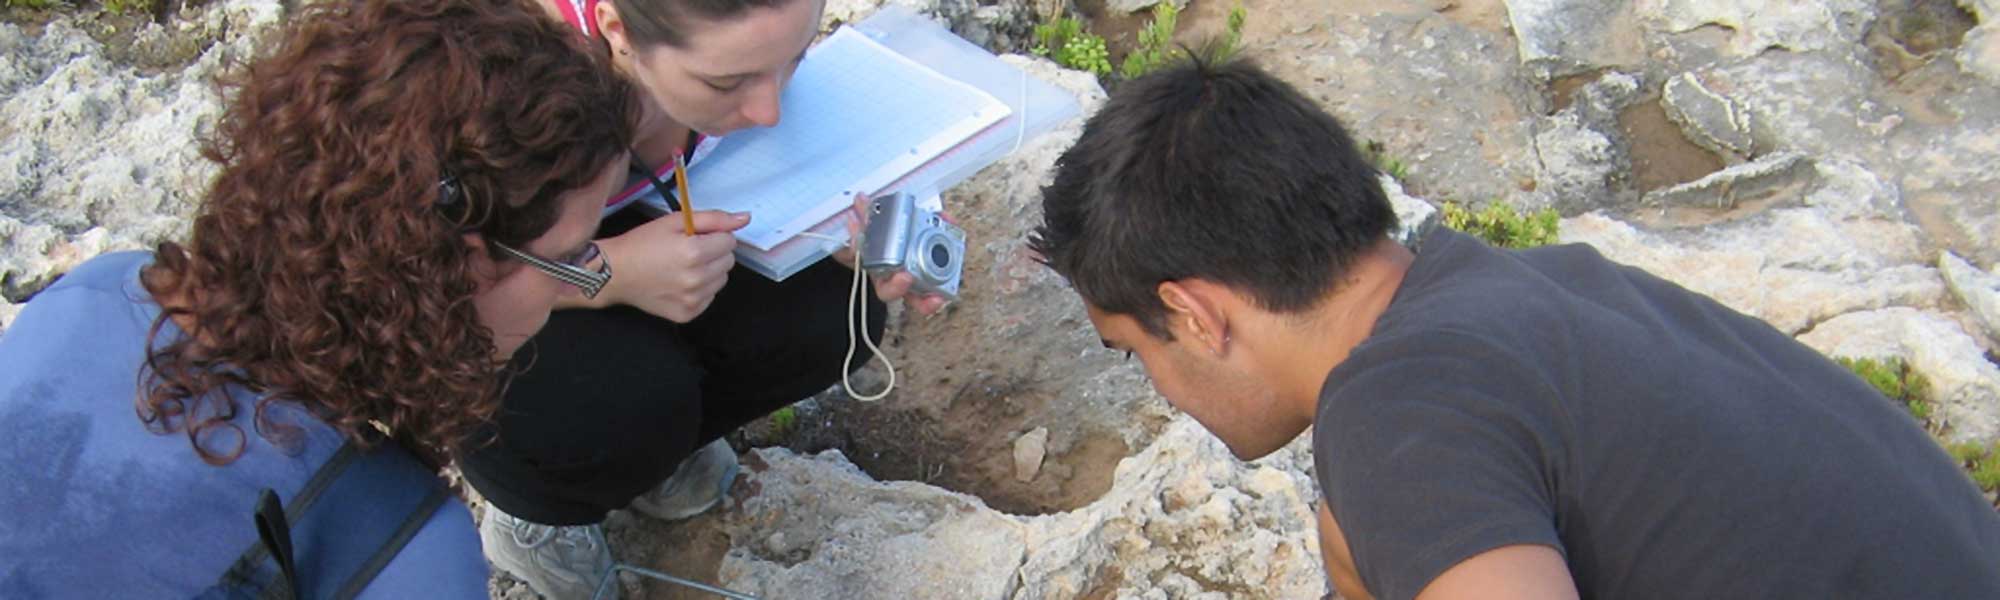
[635,25,1010,279]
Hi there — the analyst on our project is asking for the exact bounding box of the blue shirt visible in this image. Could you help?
[0,251,488,598]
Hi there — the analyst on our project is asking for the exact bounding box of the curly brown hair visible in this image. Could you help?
[138,0,637,465]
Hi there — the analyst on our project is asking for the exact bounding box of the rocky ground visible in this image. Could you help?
[2,0,1997,598]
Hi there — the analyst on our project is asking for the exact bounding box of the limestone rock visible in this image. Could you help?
[1641,152,1812,210]
[1532,109,1625,212]
[718,449,1031,599]
[1503,0,1647,80]
[1888,94,2000,267]
[1940,251,2000,343]
[1013,427,1049,482]
[1661,71,1756,160]
[1965,23,2000,86]
[1796,307,2000,443]
[1562,209,1941,335]
[1639,0,1876,57]
[1011,416,1326,599]
[704,416,1325,599]
[1380,175,1439,249]
[1253,12,1549,210]
[0,1,285,334]
[1684,52,1892,162]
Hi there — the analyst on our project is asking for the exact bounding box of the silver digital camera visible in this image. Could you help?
[858,191,965,299]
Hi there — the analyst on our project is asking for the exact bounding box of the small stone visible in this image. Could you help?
[1640,151,1812,210]
[1380,175,1439,249]
[1244,467,1295,500]
[1661,71,1755,159]
[1012,427,1049,482]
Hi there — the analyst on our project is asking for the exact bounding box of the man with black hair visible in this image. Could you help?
[1030,56,2000,600]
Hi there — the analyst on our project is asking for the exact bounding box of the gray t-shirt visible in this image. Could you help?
[1314,230,2000,600]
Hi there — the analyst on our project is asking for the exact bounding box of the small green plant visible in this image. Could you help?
[1839,357,1996,508]
[1118,1,1249,80]
[1118,2,1180,79]
[1946,441,2000,503]
[769,405,798,436]
[4,0,59,9]
[1221,2,1247,57]
[1362,139,1411,180]
[1440,201,1560,249]
[1836,356,1936,428]
[104,0,151,14]
[1033,15,1112,77]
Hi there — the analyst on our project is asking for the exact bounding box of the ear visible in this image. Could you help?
[460,233,506,281]
[595,1,629,55]
[1158,280,1230,356]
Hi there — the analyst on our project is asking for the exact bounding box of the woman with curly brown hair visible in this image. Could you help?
[0,0,635,596]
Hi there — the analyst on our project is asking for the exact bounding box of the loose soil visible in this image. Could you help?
[1618,95,1725,193]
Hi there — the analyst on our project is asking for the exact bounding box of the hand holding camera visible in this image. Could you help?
[839,192,964,315]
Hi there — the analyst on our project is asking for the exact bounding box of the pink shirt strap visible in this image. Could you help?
[550,0,600,39]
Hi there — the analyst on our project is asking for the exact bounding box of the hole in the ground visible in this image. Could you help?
[744,377,1133,516]
[1867,0,1979,81]
[1887,0,1976,56]
[1618,94,1724,193]
[1548,69,1606,114]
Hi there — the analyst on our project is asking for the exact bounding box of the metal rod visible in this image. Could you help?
[591,562,765,600]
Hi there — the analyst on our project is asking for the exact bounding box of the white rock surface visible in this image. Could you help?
[1503,0,1645,79]
[0,1,284,332]
[1381,174,1439,248]
[1639,0,1876,57]
[1013,427,1049,482]
[713,416,1326,599]
[1941,251,2000,343]
[1964,22,2000,85]
[718,448,1031,599]
[1963,1,2000,84]
[1561,208,1942,335]
[1797,307,2000,442]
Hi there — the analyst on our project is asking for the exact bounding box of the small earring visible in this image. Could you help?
[619,49,629,55]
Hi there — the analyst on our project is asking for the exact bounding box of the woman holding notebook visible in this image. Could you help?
[464,1,946,597]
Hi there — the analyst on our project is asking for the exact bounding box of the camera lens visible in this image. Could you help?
[928,241,952,270]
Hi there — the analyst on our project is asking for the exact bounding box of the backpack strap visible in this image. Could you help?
[209,440,449,600]
[215,443,361,598]
[334,485,448,599]
[252,490,301,599]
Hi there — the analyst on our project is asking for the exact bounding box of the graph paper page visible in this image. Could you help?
[673,26,1011,250]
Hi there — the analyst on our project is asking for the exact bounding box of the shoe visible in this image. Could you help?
[481,505,619,600]
[630,439,740,521]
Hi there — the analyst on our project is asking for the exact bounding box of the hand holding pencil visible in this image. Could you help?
[583,154,749,322]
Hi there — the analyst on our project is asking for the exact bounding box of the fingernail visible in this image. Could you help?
[733,212,751,221]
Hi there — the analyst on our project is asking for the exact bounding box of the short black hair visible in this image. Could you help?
[1029,56,1394,340]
